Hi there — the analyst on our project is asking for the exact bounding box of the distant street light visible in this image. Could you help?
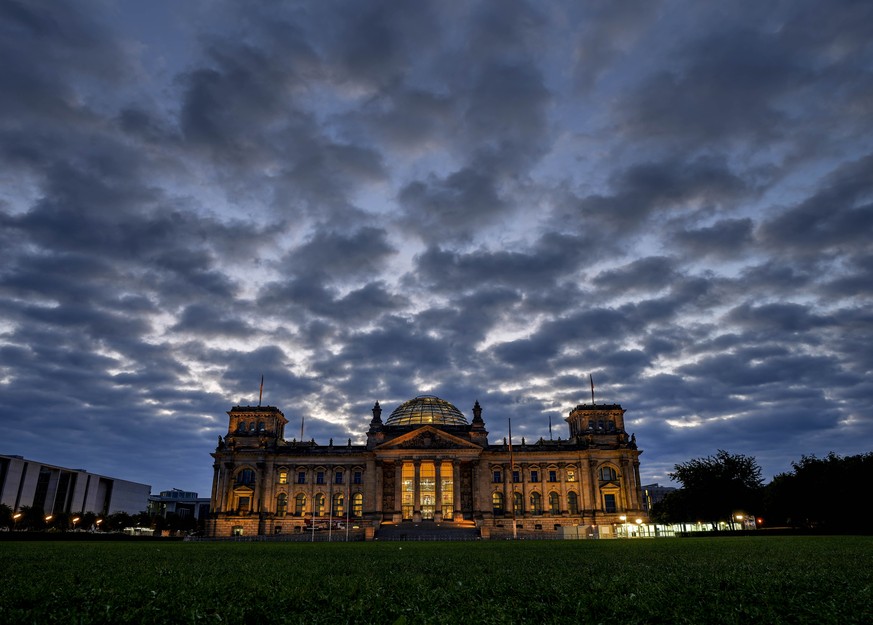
[13,512,22,530]
[72,516,80,530]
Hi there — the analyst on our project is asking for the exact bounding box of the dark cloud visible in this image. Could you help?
[1,0,870,497]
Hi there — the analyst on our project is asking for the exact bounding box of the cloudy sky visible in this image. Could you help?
[2,0,871,499]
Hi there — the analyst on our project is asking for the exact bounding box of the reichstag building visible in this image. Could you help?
[207,395,646,539]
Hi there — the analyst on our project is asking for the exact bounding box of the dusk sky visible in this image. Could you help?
[2,0,872,499]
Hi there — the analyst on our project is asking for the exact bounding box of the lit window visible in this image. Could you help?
[352,493,363,517]
[332,493,344,516]
[278,471,288,484]
[314,494,325,516]
[276,493,287,516]
[549,492,560,515]
[530,492,543,515]
[513,492,523,515]
[604,493,617,513]
[566,469,576,482]
[294,494,306,516]
[492,492,504,515]
[568,491,579,515]
[599,466,617,481]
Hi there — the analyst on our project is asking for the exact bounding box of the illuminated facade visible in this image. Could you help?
[206,396,646,539]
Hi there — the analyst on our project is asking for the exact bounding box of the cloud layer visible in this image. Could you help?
[2,0,871,496]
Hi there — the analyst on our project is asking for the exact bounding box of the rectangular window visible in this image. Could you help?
[238,496,250,513]
[278,471,288,484]
[353,471,362,484]
[549,470,557,483]
[530,470,539,483]
[335,471,344,484]
[512,470,520,483]
[297,471,306,484]
[316,471,325,484]
[604,494,617,513]
[493,471,502,483]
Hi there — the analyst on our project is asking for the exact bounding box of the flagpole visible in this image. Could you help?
[509,418,517,540]
[258,375,264,407]
[328,473,333,543]
[590,373,595,404]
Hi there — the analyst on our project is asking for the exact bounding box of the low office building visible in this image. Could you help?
[0,454,150,515]
[207,395,646,539]
[147,489,210,522]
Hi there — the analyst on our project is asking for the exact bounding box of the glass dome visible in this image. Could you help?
[385,395,469,426]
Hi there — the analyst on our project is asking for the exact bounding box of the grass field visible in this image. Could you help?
[1,536,871,624]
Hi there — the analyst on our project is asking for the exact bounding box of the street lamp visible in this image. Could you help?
[13,512,22,530]
[72,516,80,531]
[95,519,103,531]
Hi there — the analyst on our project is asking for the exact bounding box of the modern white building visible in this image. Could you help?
[0,454,151,515]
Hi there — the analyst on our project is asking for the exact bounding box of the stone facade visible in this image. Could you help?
[206,396,646,538]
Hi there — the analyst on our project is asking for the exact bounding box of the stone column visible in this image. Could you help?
[503,462,511,518]
[394,460,403,522]
[413,460,422,522]
[453,460,462,520]
[434,459,442,521]
[370,459,381,517]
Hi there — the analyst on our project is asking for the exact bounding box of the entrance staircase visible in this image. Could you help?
[374,520,480,541]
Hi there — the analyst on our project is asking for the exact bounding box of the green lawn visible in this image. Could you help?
[1,536,871,624]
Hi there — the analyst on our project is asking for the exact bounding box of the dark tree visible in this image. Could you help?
[763,452,873,532]
[667,449,763,527]
[0,503,12,529]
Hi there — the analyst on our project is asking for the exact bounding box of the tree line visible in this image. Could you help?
[0,505,202,535]
[651,450,873,532]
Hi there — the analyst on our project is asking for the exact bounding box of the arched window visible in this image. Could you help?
[599,466,617,481]
[249,422,256,432]
[530,491,543,515]
[258,421,265,432]
[492,492,504,515]
[276,493,287,516]
[236,469,255,485]
[352,493,363,517]
[513,492,523,516]
[332,493,344,517]
[237,421,245,432]
[567,491,579,515]
[549,492,560,515]
[314,493,325,517]
[294,493,306,516]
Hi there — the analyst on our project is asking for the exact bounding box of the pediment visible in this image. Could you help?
[376,426,481,450]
